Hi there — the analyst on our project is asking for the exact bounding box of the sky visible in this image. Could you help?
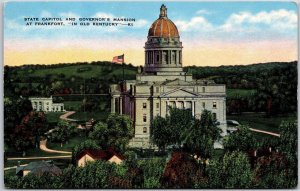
[4,1,298,66]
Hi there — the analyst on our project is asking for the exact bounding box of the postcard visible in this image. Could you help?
[3,1,298,189]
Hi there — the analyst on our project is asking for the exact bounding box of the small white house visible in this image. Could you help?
[29,96,65,112]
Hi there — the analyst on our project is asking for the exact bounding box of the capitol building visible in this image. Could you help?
[110,5,227,148]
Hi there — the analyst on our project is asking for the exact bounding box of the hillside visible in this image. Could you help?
[4,60,297,115]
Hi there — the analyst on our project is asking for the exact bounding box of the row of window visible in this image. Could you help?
[141,113,218,134]
[33,102,51,105]
[153,87,207,93]
[146,50,181,65]
[142,101,217,109]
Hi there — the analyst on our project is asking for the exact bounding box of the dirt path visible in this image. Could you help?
[39,139,72,154]
[60,111,77,121]
[250,128,280,137]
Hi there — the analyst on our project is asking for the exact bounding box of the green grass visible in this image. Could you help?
[69,111,110,122]
[64,101,82,111]
[251,131,280,142]
[46,112,65,123]
[47,136,87,152]
[226,89,257,99]
[227,113,297,133]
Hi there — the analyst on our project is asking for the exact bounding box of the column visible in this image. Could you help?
[166,101,169,115]
[176,50,179,65]
[183,101,185,109]
[119,97,123,114]
[192,101,195,116]
[159,50,162,64]
[152,51,155,65]
[179,51,182,64]
[168,50,171,65]
[111,96,115,113]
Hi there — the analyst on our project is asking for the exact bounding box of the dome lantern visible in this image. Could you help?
[159,4,167,18]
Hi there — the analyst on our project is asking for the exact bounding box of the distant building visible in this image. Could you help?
[76,148,124,167]
[110,5,227,149]
[29,96,65,112]
[16,161,62,177]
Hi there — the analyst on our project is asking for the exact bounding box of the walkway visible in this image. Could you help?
[59,111,78,121]
[249,128,280,137]
[39,139,72,154]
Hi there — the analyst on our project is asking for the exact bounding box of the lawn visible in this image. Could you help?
[64,101,82,111]
[47,136,87,152]
[226,89,257,99]
[227,112,297,133]
[69,111,110,122]
[46,112,65,123]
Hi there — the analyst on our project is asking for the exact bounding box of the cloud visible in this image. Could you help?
[133,19,148,28]
[196,9,211,15]
[220,9,297,32]
[175,16,213,32]
[59,12,80,19]
[40,11,52,18]
[93,12,115,19]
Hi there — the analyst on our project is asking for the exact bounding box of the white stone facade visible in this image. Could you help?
[110,5,227,148]
[29,97,65,112]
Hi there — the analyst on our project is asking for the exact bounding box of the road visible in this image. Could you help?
[39,139,72,154]
[59,111,77,121]
[249,128,280,137]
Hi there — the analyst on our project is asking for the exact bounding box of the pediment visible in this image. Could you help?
[161,88,198,97]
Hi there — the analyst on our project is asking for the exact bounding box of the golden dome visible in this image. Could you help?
[148,5,179,38]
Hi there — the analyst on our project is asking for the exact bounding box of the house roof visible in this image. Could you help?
[76,148,124,161]
[16,161,62,176]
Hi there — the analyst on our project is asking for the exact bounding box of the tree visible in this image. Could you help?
[223,125,255,152]
[48,120,75,146]
[161,152,207,188]
[151,108,193,150]
[137,158,166,188]
[208,151,253,188]
[11,111,48,155]
[183,110,222,160]
[89,113,134,152]
[168,107,194,146]
[253,152,291,188]
[150,116,172,152]
[278,120,297,188]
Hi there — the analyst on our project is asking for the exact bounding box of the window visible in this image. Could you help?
[156,103,159,109]
[212,113,217,120]
[143,127,147,133]
[202,87,205,93]
[213,102,217,108]
[143,115,147,122]
[202,102,205,108]
[143,103,147,109]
